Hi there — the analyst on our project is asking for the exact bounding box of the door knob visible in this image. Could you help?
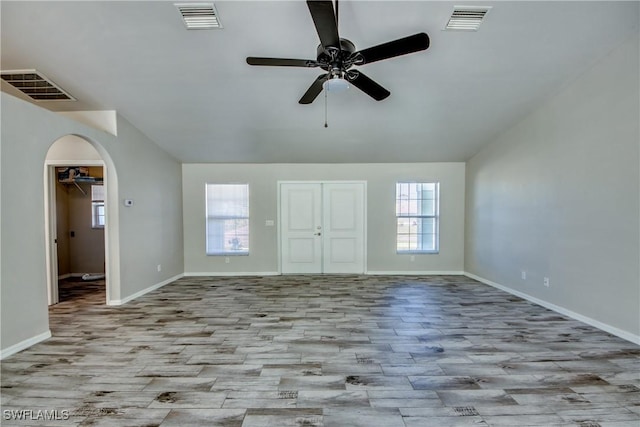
[314,232,322,236]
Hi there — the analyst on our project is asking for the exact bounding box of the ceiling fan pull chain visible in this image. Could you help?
[324,89,329,128]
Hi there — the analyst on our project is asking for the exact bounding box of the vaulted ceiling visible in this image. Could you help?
[1,1,638,163]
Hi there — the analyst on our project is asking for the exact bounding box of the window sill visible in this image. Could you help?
[397,251,439,255]
[207,253,249,256]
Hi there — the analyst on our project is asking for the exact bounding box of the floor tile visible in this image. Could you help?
[159,409,246,426]
[323,407,404,427]
[1,275,637,426]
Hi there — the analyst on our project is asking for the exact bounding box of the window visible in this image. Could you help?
[91,184,105,229]
[396,182,439,253]
[206,183,249,255]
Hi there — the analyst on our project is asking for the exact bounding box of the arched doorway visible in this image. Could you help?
[44,134,120,305]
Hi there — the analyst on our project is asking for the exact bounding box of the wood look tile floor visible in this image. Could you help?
[1,275,639,427]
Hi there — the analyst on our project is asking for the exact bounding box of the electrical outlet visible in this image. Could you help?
[543,277,550,287]
[225,257,230,264]
[157,264,161,272]
[521,271,527,280]
[410,255,415,262]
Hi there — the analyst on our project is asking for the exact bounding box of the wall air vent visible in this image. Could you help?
[175,3,222,29]
[445,6,491,31]
[1,69,76,101]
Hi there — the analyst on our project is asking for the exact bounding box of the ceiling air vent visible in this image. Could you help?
[0,69,76,101]
[175,3,222,29]
[445,6,491,31]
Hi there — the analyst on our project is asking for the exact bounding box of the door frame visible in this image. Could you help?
[44,160,107,305]
[277,180,367,274]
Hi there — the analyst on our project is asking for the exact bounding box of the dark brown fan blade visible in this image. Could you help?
[347,71,390,101]
[246,57,319,67]
[299,74,328,104]
[307,0,340,49]
[353,33,429,65]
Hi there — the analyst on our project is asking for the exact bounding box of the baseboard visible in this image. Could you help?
[108,273,183,306]
[1,330,52,360]
[366,270,466,276]
[184,271,465,277]
[184,272,280,277]
[465,272,640,346]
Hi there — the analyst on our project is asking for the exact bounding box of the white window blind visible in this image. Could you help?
[206,183,249,255]
[91,184,104,201]
[396,182,439,253]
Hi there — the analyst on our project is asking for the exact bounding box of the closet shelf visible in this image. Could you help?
[59,177,103,196]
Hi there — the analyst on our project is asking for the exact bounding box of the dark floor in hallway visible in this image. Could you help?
[1,275,639,426]
[58,277,106,304]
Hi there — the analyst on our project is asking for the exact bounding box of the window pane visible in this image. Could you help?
[206,218,249,254]
[92,201,105,228]
[418,233,435,251]
[206,184,249,255]
[421,199,434,216]
[416,217,435,251]
[408,183,418,216]
[396,182,439,253]
[206,184,249,217]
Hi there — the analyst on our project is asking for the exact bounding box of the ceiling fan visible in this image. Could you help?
[246,0,430,104]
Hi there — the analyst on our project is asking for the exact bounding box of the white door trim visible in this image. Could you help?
[277,180,367,274]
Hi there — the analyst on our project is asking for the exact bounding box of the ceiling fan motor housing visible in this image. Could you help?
[316,38,356,71]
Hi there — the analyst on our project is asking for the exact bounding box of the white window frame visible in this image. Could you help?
[205,183,250,256]
[396,182,440,254]
[91,184,105,229]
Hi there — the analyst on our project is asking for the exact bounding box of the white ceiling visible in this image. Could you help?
[1,1,638,163]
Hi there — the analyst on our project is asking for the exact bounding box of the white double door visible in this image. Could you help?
[280,182,365,274]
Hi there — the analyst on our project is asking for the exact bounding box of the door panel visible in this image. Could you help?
[288,238,318,263]
[328,189,357,230]
[280,184,322,273]
[328,238,357,263]
[288,190,316,230]
[322,183,364,273]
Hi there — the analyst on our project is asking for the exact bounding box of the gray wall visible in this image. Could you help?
[465,34,640,339]
[183,163,465,274]
[1,93,184,355]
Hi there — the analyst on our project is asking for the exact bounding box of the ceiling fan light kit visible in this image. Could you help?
[246,0,430,104]
[323,75,349,93]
